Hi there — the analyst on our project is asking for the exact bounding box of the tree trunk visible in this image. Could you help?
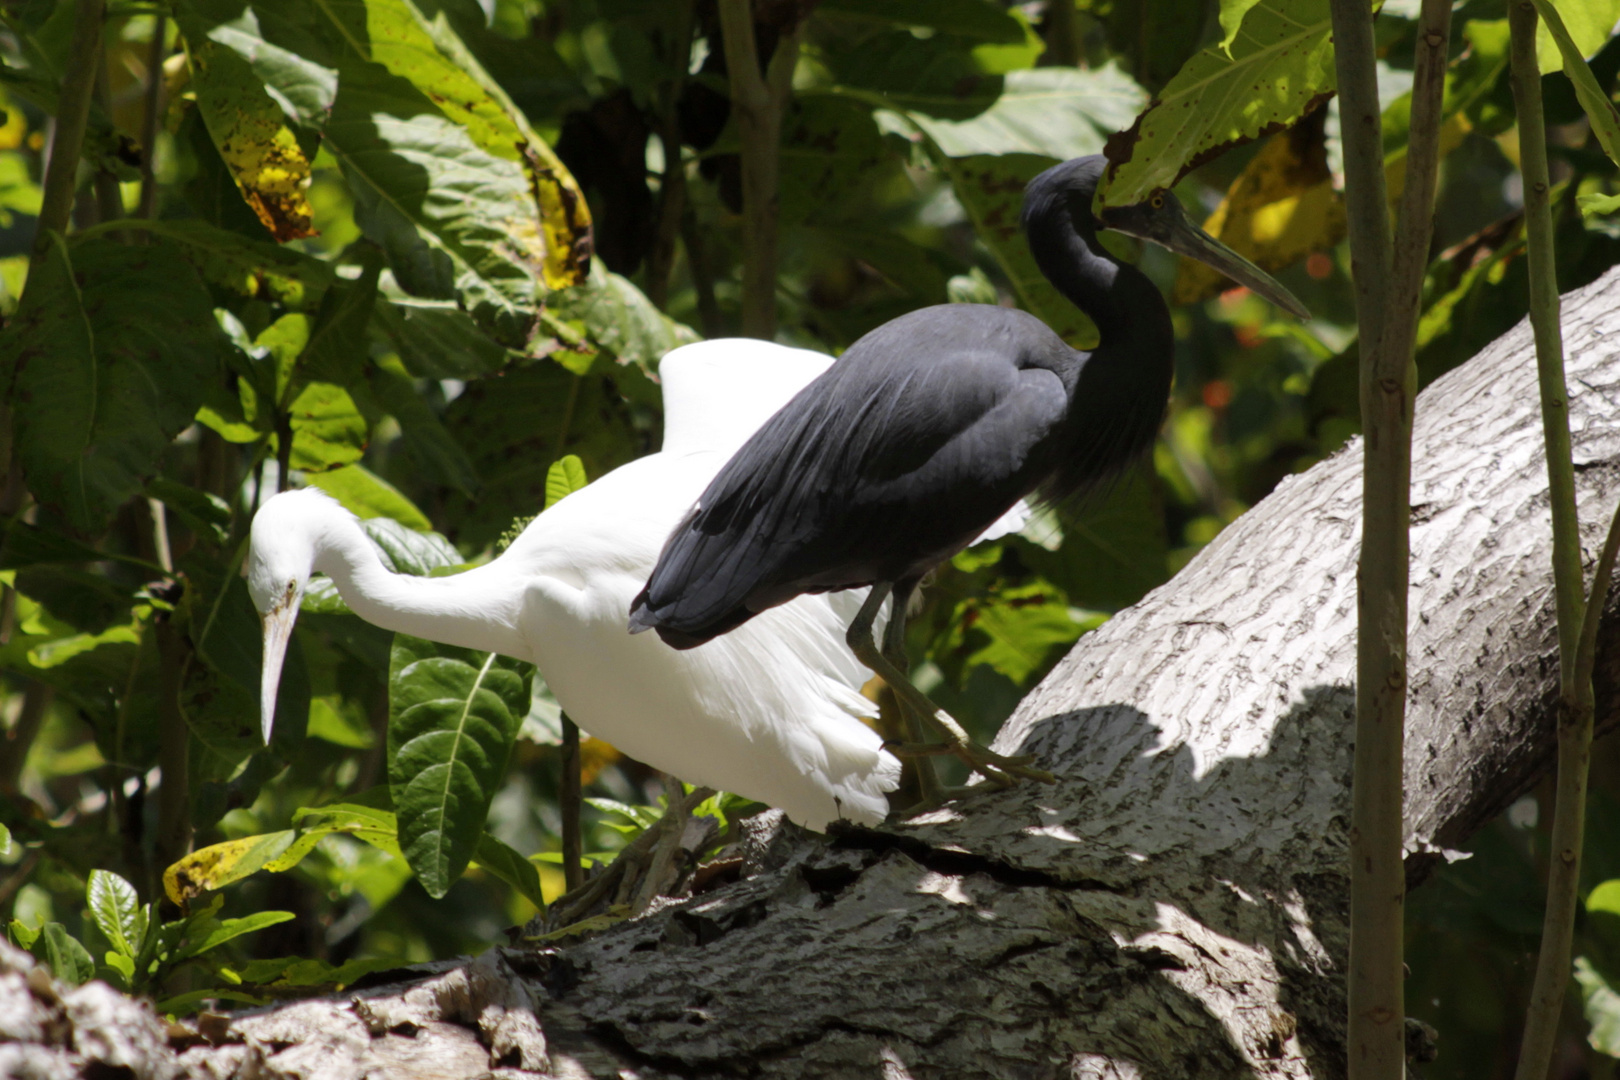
[12,268,1620,1080]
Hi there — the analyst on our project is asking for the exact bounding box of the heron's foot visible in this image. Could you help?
[951,740,1056,786]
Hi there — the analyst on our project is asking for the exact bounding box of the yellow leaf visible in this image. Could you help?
[163,832,297,905]
[1172,114,1345,307]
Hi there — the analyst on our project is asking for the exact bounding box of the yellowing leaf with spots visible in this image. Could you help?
[179,14,315,241]
[1173,113,1344,306]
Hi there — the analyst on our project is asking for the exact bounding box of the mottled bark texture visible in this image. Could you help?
[11,267,1620,1080]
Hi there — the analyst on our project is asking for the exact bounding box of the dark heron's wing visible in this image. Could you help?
[631,306,1073,648]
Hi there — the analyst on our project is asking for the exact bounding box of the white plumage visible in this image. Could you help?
[249,341,907,828]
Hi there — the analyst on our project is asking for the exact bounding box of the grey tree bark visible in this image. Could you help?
[10,266,1620,1080]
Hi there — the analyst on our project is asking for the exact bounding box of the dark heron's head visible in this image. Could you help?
[1023,155,1310,321]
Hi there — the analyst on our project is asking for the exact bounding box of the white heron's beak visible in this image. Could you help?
[259,584,300,744]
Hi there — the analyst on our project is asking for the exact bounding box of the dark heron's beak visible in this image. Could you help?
[1098,192,1311,320]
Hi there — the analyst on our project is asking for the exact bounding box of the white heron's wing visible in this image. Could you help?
[658,339,835,459]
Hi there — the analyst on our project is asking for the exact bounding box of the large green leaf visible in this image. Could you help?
[2,236,224,534]
[307,464,432,530]
[1015,466,1169,611]
[320,0,588,342]
[1536,0,1620,76]
[287,382,368,472]
[1530,0,1620,166]
[363,357,480,495]
[779,96,889,223]
[440,359,639,548]
[372,296,511,379]
[544,259,698,375]
[1099,0,1336,208]
[899,64,1147,159]
[925,151,1096,349]
[388,636,531,897]
[827,29,1002,121]
[107,219,333,308]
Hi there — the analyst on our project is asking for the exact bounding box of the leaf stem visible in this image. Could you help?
[1510,0,1594,1073]
[32,0,107,266]
[136,14,166,222]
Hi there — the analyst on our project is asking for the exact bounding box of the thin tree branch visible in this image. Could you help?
[1327,0,1405,1070]
[1510,1,1594,1071]
[717,0,797,340]
[646,0,694,311]
[137,14,166,222]
[33,0,107,266]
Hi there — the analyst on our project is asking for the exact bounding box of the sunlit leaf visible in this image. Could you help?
[178,9,316,240]
[1529,0,1620,167]
[897,64,1146,159]
[175,910,296,961]
[86,870,145,960]
[164,832,299,904]
[471,831,545,910]
[1099,0,1335,208]
[307,465,432,531]
[544,455,587,509]
[1535,0,1620,77]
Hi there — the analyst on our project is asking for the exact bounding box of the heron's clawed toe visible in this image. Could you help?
[952,742,1056,785]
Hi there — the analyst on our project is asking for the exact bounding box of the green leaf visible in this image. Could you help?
[372,297,511,379]
[544,455,587,509]
[948,581,1086,686]
[2,236,224,535]
[176,8,316,240]
[1099,0,1336,208]
[103,951,135,986]
[1582,192,1620,217]
[779,96,890,223]
[34,922,94,985]
[389,639,531,897]
[471,830,546,910]
[175,910,296,961]
[109,218,333,307]
[86,870,145,960]
[927,152,1096,348]
[299,257,382,387]
[896,64,1146,159]
[184,3,338,124]
[827,29,1002,121]
[307,465,433,531]
[8,919,40,950]
[362,517,462,575]
[364,358,481,495]
[545,259,698,374]
[1529,0,1620,167]
[298,0,590,344]
[1536,0,1620,76]
[287,382,368,472]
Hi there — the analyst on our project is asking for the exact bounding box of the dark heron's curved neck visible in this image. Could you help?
[1025,207,1169,351]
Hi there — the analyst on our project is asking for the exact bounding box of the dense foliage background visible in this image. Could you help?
[0,0,1617,1073]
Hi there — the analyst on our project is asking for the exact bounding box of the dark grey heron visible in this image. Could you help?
[628,154,1309,799]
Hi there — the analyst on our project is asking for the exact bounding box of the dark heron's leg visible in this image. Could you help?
[878,578,943,807]
[846,584,1054,787]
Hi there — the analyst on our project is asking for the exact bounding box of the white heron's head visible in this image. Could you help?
[244,488,346,744]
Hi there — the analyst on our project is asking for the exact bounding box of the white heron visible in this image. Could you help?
[247,340,1025,830]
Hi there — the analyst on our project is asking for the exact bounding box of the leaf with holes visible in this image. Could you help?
[1099,0,1335,208]
[388,636,531,897]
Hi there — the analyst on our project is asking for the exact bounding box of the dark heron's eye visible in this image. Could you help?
[1150,193,1165,209]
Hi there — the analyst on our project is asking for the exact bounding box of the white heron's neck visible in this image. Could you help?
[310,513,530,662]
